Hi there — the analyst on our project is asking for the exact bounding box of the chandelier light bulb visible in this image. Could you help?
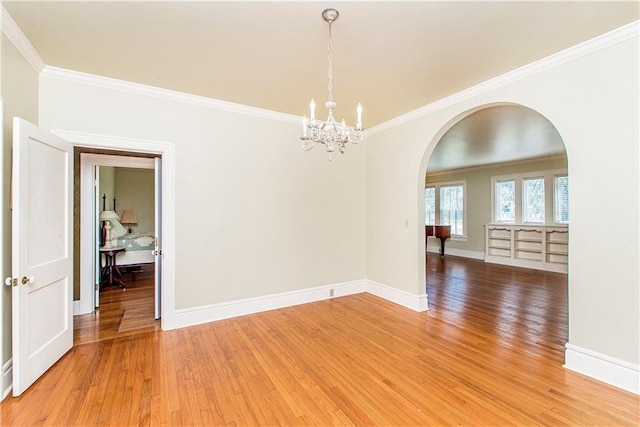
[300,8,365,160]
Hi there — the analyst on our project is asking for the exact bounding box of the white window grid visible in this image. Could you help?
[424,180,467,237]
[490,169,568,225]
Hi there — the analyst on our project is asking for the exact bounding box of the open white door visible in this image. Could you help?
[11,118,73,396]
[94,166,101,308]
[154,158,162,320]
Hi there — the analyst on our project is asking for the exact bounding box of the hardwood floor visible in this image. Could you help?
[1,254,638,425]
[426,253,569,363]
[73,270,160,345]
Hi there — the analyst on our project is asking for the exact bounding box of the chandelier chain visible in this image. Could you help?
[327,21,333,103]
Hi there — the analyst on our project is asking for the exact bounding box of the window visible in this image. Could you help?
[425,187,435,225]
[424,180,466,237]
[491,169,568,225]
[554,175,569,224]
[523,177,545,223]
[495,180,515,222]
[440,185,464,235]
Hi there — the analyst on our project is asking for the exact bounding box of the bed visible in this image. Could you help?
[113,232,156,266]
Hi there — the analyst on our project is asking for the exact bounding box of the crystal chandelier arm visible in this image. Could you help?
[301,139,314,151]
[348,128,364,144]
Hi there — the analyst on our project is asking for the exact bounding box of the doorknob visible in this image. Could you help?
[21,276,35,285]
[5,277,15,287]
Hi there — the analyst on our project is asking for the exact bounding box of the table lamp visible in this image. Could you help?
[120,209,138,233]
[99,210,120,248]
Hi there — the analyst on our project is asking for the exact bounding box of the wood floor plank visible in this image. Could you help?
[1,253,638,425]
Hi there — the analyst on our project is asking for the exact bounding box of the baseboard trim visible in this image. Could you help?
[484,255,568,273]
[365,280,428,312]
[175,279,428,329]
[73,300,82,316]
[564,343,639,395]
[426,246,485,260]
[175,280,367,329]
[2,359,12,400]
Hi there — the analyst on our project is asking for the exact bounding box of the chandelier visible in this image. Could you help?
[300,8,364,160]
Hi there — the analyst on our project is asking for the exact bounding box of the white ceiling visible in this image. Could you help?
[3,1,638,169]
[427,105,566,172]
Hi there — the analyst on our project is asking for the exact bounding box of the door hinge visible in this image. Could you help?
[95,283,99,291]
[94,178,99,187]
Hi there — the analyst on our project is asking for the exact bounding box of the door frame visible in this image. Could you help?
[0,99,6,398]
[79,154,155,314]
[54,130,176,330]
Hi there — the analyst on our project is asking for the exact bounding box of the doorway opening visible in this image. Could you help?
[54,128,177,334]
[75,150,160,343]
[6,123,175,396]
[421,103,569,349]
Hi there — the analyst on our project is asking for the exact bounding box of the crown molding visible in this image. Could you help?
[368,20,640,135]
[2,1,296,124]
[426,154,568,178]
[40,66,301,124]
[5,9,637,130]
[0,4,45,74]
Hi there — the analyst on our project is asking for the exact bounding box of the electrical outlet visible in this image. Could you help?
[329,288,335,297]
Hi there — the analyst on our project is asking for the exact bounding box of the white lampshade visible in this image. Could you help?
[99,210,120,221]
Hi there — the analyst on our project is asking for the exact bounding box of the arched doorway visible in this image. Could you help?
[421,103,569,346]
[424,104,568,262]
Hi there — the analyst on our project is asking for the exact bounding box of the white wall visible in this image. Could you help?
[39,75,367,310]
[366,33,639,379]
[98,166,115,211]
[114,167,154,234]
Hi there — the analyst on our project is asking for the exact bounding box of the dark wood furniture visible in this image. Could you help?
[121,263,154,282]
[100,246,127,289]
[426,225,451,257]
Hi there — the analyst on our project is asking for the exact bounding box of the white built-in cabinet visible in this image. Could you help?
[484,224,568,273]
